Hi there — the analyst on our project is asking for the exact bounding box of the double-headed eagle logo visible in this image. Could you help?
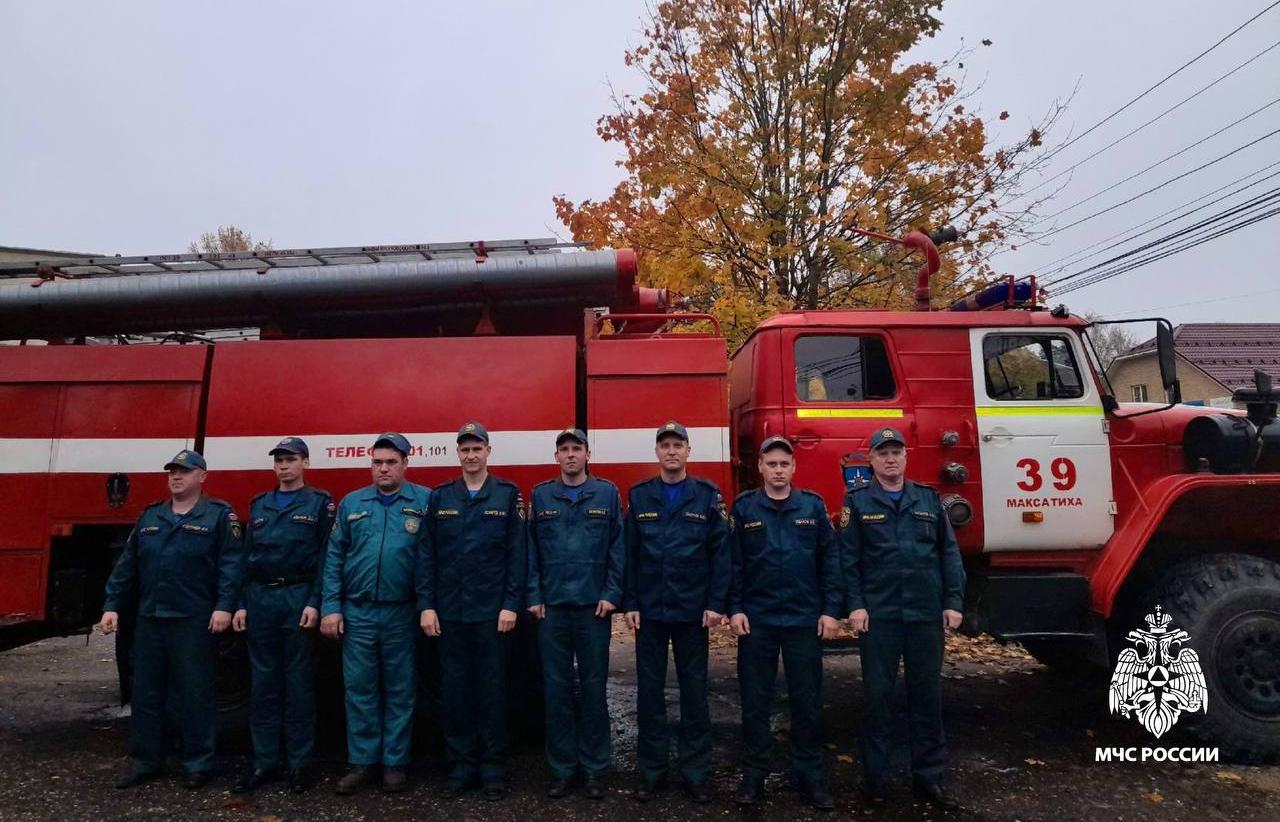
[1108,604,1208,738]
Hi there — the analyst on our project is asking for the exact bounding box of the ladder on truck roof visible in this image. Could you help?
[0,237,577,280]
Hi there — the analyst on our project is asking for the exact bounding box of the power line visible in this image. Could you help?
[1024,38,1280,195]
[1040,95,1280,219]
[1033,160,1280,274]
[1105,284,1280,318]
[1040,0,1280,163]
[1054,205,1280,295]
[1046,187,1280,287]
[1035,126,1280,240]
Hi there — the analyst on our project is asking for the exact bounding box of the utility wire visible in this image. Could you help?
[1055,205,1280,294]
[1045,187,1280,287]
[1106,284,1280,317]
[1036,126,1280,240]
[1041,95,1280,219]
[1033,159,1280,274]
[1040,0,1280,164]
[1025,38,1280,195]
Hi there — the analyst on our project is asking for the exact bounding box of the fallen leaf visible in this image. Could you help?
[836,754,854,764]
[1144,791,1164,804]
[1024,758,1046,767]
[1214,771,1243,783]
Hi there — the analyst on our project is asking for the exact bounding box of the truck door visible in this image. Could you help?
[969,328,1113,551]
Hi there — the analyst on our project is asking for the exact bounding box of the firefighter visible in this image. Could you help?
[98,449,241,790]
[416,422,527,801]
[839,427,965,810]
[727,436,842,810]
[525,427,624,800]
[230,437,334,795]
[623,420,730,804]
[320,433,430,795]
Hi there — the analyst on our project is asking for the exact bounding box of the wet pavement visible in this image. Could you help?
[0,623,1276,821]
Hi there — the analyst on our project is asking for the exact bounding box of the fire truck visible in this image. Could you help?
[0,234,1276,762]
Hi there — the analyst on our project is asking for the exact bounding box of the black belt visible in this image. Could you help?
[253,575,313,588]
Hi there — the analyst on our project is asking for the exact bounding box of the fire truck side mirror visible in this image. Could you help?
[1156,322,1178,394]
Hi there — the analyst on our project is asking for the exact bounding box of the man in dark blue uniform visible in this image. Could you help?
[623,420,730,804]
[417,422,527,800]
[231,437,334,795]
[321,433,430,795]
[99,449,241,790]
[727,435,842,810]
[526,427,625,800]
[839,427,965,810]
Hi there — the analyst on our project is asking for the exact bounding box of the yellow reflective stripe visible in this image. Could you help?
[975,406,1103,417]
[795,408,904,419]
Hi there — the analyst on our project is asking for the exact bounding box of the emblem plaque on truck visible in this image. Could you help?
[1108,605,1207,739]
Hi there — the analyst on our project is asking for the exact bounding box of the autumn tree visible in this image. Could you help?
[555,0,1065,343]
[1084,313,1139,371]
[188,225,272,255]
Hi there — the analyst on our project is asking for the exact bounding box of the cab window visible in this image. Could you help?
[794,335,895,402]
[983,334,1084,400]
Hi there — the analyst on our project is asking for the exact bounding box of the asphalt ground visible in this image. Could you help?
[0,624,1275,821]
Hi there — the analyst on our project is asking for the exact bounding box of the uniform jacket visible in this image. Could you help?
[415,475,527,622]
[726,487,844,627]
[622,475,730,622]
[241,486,335,610]
[104,495,242,618]
[838,480,965,621]
[526,475,625,608]
[322,482,431,616]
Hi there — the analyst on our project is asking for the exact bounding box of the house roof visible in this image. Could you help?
[1123,323,1280,389]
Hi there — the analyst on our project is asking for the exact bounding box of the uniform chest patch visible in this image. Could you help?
[912,510,937,521]
[181,523,210,534]
[794,518,816,526]
[348,511,370,522]
[860,513,887,523]
[684,511,707,522]
[839,506,851,529]
[742,520,763,530]
[401,507,424,517]
[140,526,160,535]
[537,509,560,520]
[586,508,609,518]
[435,509,460,518]
[404,518,420,534]
[252,518,266,527]
[291,514,317,524]
[483,509,508,518]
[635,511,659,521]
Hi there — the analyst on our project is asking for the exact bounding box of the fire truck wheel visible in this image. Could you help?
[1150,553,1280,764]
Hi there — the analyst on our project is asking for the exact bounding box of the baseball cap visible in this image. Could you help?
[655,420,689,442]
[372,432,412,456]
[164,449,207,471]
[868,427,907,450]
[759,435,794,454]
[268,437,309,458]
[456,422,490,444]
[555,427,588,446]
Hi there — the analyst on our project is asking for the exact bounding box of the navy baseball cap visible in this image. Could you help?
[268,437,309,458]
[869,427,907,450]
[555,427,588,446]
[457,422,490,444]
[759,435,794,454]
[164,449,207,471]
[372,432,412,456]
[655,420,689,442]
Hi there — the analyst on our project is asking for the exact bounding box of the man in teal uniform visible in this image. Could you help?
[321,433,430,795]
[623,420,730,804]
[839,427,965,810]
[99,449,241,790]
[231,437,334,795]
[727,436,842,810]
[526,427,624,800]
[417,422,527,800]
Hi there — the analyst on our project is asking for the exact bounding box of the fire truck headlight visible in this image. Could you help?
[941,493,973,527]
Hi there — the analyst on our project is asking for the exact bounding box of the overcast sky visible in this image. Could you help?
[3,0,1278,325]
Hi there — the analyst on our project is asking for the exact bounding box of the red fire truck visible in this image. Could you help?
[1,235,1276,761]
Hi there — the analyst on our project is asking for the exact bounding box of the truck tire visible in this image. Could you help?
[1148,553,1280,763]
